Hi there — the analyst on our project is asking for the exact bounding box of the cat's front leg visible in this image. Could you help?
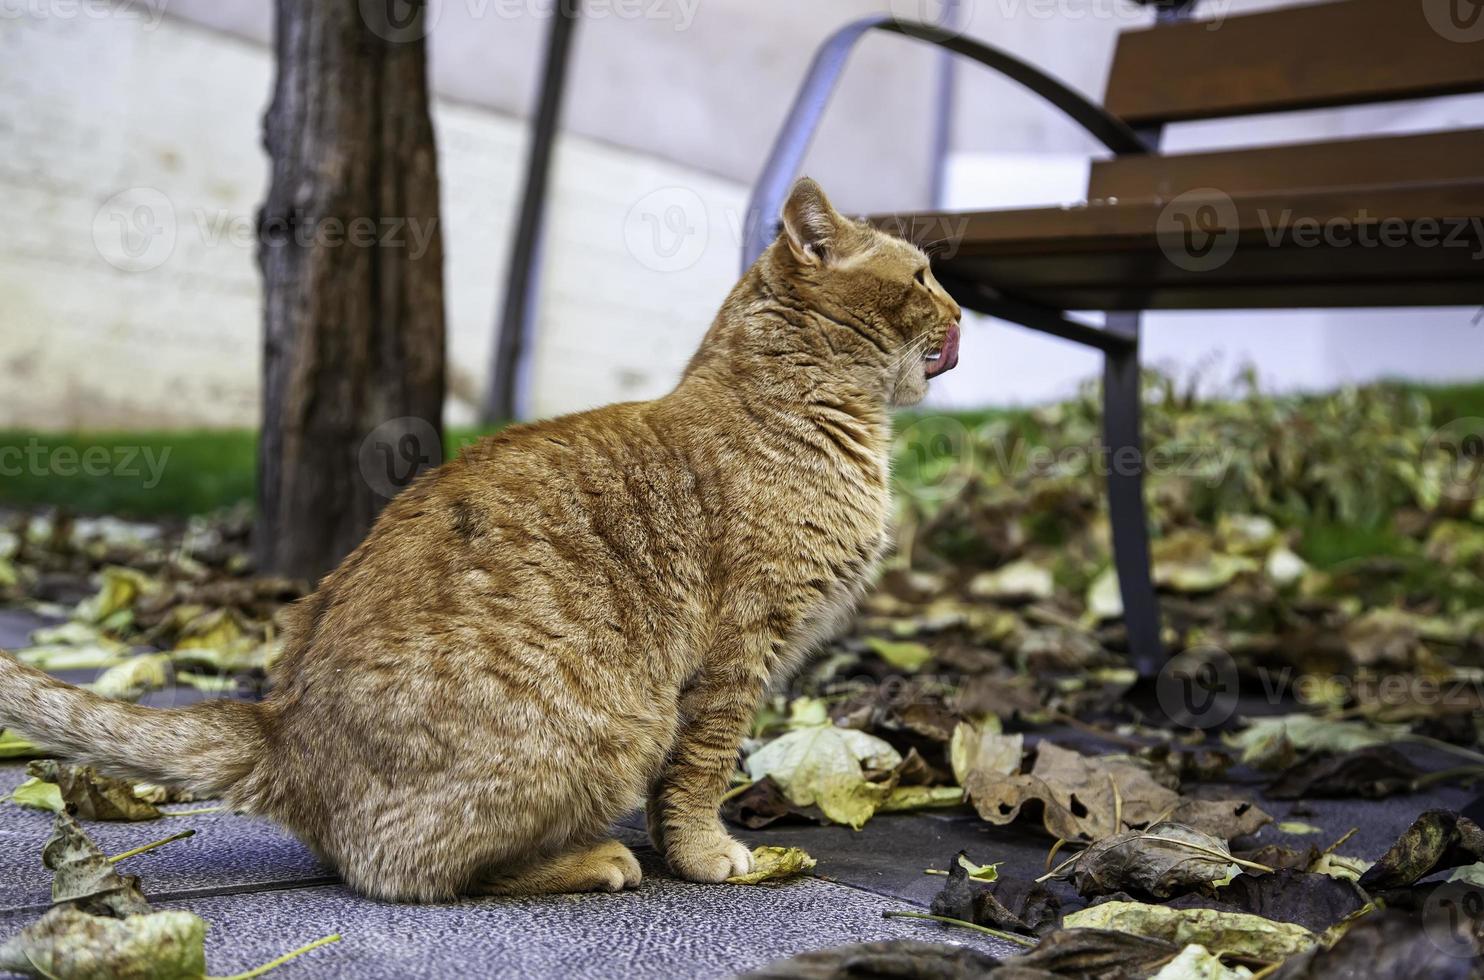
[649,647,769,882]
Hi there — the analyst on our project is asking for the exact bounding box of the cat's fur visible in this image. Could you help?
[0,179,961,901]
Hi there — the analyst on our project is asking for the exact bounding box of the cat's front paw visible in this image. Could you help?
[665,829,754,883]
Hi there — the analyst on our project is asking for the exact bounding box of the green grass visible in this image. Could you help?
[1405,379,1484,423]
[3,378,1481,523]
[1298,521,1414,570]
[0,430,257,517]
[0,427,501,518]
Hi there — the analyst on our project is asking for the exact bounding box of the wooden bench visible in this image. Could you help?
[742,0,1484,676]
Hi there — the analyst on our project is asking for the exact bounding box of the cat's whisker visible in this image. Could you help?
[886,331,939,375]
[885,338,924,373]
[918,237,955,260]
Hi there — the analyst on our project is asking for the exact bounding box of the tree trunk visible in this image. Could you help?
[256,0,446,583]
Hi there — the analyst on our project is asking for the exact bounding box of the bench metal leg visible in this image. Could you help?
[1102,312,1165,676]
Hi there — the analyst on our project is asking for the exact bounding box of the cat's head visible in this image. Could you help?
[773,178,961,407]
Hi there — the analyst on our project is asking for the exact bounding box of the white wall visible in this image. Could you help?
[159,0,942,214]
[0,10,751,429]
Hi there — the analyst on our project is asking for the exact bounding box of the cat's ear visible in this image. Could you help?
[781,177,844,266]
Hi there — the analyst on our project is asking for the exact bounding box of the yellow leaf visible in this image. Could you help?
[89,654,171,701]
[1278,821,1323,836]
[10,777,64,813]
[1063,900,1316,961]
[745,725,901,829]
[879,786,964,812]
[75,567,159,624]
[727,846,816,885]
[862,637,933,673]
[0,730,41,760]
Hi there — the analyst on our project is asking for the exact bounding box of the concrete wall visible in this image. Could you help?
[160,0,942,214]
[0,9,757,429]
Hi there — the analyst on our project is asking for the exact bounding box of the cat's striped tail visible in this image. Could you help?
[0,650,266,799]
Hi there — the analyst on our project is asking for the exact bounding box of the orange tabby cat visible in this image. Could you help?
[0,178,961,901]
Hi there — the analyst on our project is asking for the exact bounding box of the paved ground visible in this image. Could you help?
[0,609,1024,977]
[0,763,1027,978]
[1,608,1477,978]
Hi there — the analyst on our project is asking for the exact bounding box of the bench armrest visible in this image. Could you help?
[742,16,1149,270]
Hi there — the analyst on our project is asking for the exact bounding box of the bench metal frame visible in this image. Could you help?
[742,6,1199,676]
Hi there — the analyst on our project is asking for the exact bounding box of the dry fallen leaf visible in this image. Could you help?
[3,812,339,979]
[743,940,1002,980]
[19,761,162,821]
[963,742,1265,843]
[861,637,934,673]
[744,723,900,829]
[1066,822,1238,899]
[0,729,41,760]
[1164,798,1273,841]
[1222,715,1405,771]
[1268,907,1477,979]
[1063,900,1317,961]
[11,777,65,813]
[927,849,1058,939]
[1266,746,1422,800]
[0,906,207,980]
[74,566,160,627]
[949,721,1022,787]
[964,742,1175,840]
[1358,809,1484,890]
[727,846,816,885]
[1149,943,1254,980]
[87,655,171,702]
[877,786,963,813]
[1177,868,1368,934]
[42,811,152,917]
[995,927,1181,980]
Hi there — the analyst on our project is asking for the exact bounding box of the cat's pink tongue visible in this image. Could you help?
[925,323,960,379]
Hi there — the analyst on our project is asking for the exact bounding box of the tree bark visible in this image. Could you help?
[256,0,446,582]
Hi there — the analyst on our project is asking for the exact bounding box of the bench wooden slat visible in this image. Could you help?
[1087,130,1484,202]
[872,178,1484,311]
[881,179,1484,254]
[1105,0,1484,127]
[976,280,1484,312]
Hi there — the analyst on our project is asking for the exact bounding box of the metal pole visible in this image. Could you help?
[1101,0,1199,675]
[485,0,581,423]
[929,0,963,209]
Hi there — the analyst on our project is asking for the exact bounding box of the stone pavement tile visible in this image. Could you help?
[0,764,650,914]
[1251,780,1476,860]
[0,610,52,651]
[0,850,1022,980]
[0,763,331,912]
[725,810,1046,908]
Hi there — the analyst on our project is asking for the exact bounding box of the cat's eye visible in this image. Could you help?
[914,267,928,286]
